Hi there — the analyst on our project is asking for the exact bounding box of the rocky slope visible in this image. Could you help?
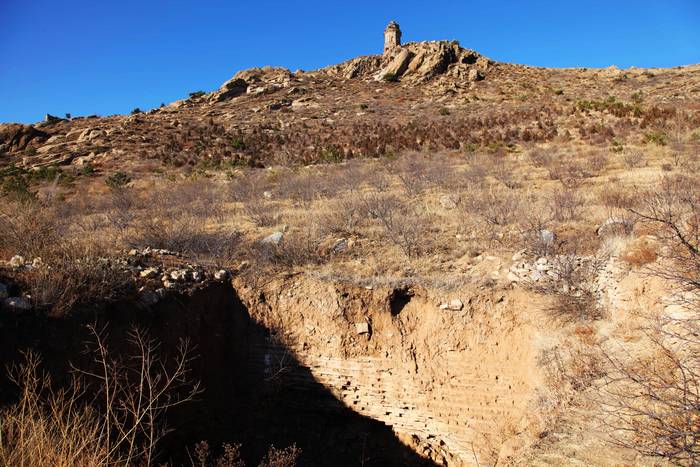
[1,39,698,174]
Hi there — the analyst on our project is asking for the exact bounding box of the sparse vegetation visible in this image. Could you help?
[1,30,700,467]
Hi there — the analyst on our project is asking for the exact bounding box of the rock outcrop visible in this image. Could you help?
[208,66,295,102]
[0,124,49,153]
[327,40,493,85]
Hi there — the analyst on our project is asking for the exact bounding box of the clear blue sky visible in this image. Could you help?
[1,0,699,123]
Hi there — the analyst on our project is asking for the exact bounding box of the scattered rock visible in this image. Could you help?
[263,191,273,199]
[439,194,460,209]
[140,267,159,279]
[530,271,543,282]
[539,229,556,246]
[468,68,484,81]
[262,231,284,245]
[355,322,370,335]
[331,238,348,253]
[3,297,32,312]
[511,249,526,262]
[170,269,188,282]
[440,298,463,311]
[597,217,634,237]
[214,270,229,281]
[9,255,25,270]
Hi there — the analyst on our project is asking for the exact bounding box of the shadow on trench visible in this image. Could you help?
[0,281,438,467]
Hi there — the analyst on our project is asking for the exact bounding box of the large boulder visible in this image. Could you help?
[210,77,248,102]
[379,49,414,80]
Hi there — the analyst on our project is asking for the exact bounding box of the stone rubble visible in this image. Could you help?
[440,298,463,311]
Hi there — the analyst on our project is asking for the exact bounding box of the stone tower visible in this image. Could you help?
[384,21,402,54]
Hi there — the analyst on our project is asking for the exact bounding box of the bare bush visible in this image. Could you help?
[0,352,106,466]
[549,188,583,222]
[528,252,604,322]
[591,174,700,463]
[362,192,431,258]
[394,156,432,197]
[258,444,301,467]
[596,318,700,464]
[243,199,279,227]
[464,186,522,233]
[251,226,326,268]
[491,158,521,189]
[317,196,368,236]
[622,150,645,168]
[276,170,326,208]
[192,440,245,467]
[1,326,201,466]
[20,248,133,316]
[76,325,202,465]
[0,201,64,259]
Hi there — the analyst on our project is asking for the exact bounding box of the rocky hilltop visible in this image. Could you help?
[1,21,698,174]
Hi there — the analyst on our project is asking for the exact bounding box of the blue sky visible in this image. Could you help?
[1,0,699,123]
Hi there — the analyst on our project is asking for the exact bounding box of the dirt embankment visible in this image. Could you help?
[234,274,555,465]
[0,278,444,466]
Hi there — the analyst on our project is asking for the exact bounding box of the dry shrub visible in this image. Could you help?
[393,155,432,196]
[529,148,553,168]
[19,248,133,316]
[490,157,521,189]
[547,159,591,188]
[463,185,522,236]
[0,200,134,316]
[250,226,326,268]
[596,320,700,464]
[592,174,700,464]
[549,187,583,222]
[362,191,432,258]
[192,441,245,467]
[0,200,65,259]
[587,151,609,173]
[317,196,368,236]
[243,199,279,227]
[276,170,328,208]
[258,444,301,467]
[532,253,604,322]
[622,150,645,168]
[1,326,201,466]
[0,352,106,466]
[129,209,240,261]
[597,182,639,212]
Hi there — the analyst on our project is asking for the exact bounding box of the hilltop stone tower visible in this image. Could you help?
[384,21,402,54]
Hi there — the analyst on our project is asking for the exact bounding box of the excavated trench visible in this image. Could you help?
[0,277,546,466]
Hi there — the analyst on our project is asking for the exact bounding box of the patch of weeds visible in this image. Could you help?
[643,131,668,146]
[105,171,131,189]
[1,176,36,203]
[610,139,624,153]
